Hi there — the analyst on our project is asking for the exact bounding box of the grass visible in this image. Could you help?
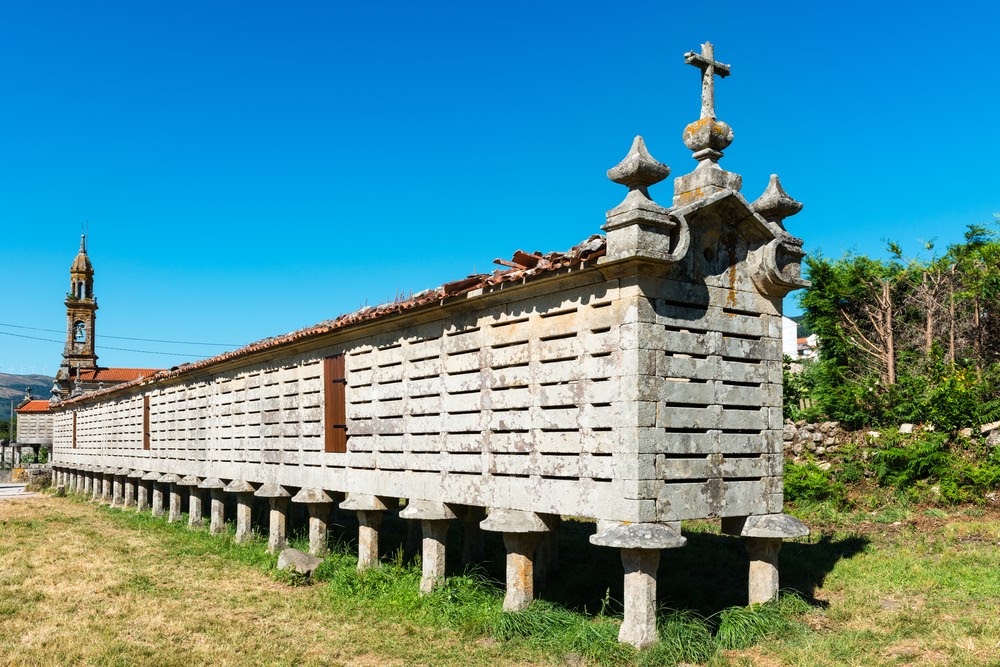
[1,492,998,666]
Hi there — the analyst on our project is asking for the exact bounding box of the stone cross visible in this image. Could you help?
[684,41,730,120]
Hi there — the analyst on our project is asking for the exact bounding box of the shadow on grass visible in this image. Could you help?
[322,508,870,619]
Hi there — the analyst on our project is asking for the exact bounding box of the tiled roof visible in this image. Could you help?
[58,235,607,406]
[16,400,52,414]
[76,368,163,382]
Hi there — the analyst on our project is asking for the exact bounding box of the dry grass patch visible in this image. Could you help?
[0,496,550,667]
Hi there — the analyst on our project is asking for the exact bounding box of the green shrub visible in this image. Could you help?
[871,433,953,487]
[784,462,844,504]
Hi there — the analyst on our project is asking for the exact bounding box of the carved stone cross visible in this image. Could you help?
[684,41,730,120]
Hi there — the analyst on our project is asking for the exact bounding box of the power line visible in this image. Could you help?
[0,330,215,359]
[0,322,239,347]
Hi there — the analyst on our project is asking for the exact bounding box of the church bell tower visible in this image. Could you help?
[54,235,98,398]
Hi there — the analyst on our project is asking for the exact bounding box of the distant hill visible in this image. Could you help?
[0,373,54,414]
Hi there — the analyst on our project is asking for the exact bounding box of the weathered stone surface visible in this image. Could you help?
[223,479,256,494]
[209,488,225,534]
[619,548,660,650]
[277,548,323,577]
[724,513,808,539]
[751,174,802,228]
[746,537,782,604]
[355,510,382,573]
[255,483,291,499]
[400,500,458,522]
[340,493,389,512]
[266,497,289,554]
[502,532,537,611]
[480,509,551,534]
[188,487,205,528]
[589,522,686,550]
[418,519,449,594]
[305,502,331,556]
[291,488,334,504]
[900,423,915,434]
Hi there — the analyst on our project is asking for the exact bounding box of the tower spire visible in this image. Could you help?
[54,236,99,399]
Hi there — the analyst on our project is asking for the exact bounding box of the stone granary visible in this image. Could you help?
[49,43,809,649]
[12,391,53,464]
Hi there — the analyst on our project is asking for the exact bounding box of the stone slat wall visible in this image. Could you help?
[53,239,785,524]
[16,413,55,445]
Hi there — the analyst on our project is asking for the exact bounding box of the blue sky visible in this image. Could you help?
[1,1,998,375]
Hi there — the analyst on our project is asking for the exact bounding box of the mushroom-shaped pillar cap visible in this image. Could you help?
[254,483,290,498]
[607,136,670,190]
[224,479,258,494]
[159,473,181,484]
[141,471,162,481]
[340,493,390,512]
[198,477,226,490]
[291,488,335,504]
[176,475,202,487]
[589,521,687,550]
[751,174,803,226]
[115,468,131,476]
[479,508,552,533]
[741,513,809,539]
[399,499,458,521]
[127,469,145,479]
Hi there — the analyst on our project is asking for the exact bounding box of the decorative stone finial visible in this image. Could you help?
[607,136,670,196]
[674,42,742,206]
[80,234,87,253]
[603,136,681,264]
[751,175,803,228]
[604,136,672,231]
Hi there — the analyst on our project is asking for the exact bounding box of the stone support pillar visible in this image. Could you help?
[400,500,458,594]
[291,488,335,556]
[224,480,257,543]
[199,478,226,534]
[481,509,553,612]
[139,471,159,513]
[150,474,166,518]
[100,470,112,504]
[590,522,687,650]
[177,476,203,528]
[255,484,291,554]
[112,469,128,508]
[721,514,809,605]
[82,468,92,497]
[159,474,182,522]
[124,471,139,508]
[92,470,104,502]
[502,533,538,611]
[340,494,389,572]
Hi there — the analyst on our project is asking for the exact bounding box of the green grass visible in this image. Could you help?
[5,489,999,665]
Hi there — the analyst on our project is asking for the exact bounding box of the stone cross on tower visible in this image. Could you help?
[684,41,730,120]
